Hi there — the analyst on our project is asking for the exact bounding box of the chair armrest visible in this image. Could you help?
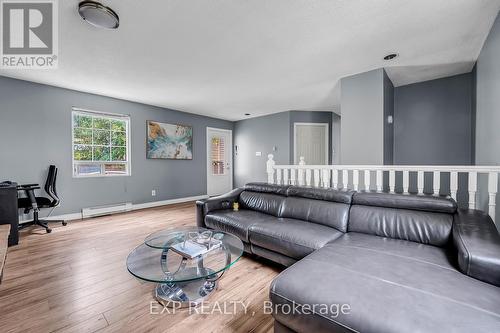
[453,209,500,287]
[17,184,40,191]
[196,188,244,228]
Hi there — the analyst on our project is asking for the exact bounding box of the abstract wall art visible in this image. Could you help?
[147,121,193,159]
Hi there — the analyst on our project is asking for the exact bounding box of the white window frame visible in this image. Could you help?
[72,107,131,178]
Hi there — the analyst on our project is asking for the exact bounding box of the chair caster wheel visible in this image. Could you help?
[62,221,67,226]
[46,228,52,233]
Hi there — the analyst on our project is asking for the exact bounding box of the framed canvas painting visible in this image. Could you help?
[147,121,193,159]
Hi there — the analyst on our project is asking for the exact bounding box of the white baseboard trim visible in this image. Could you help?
[19,195,208,224]
[131,195,208,211]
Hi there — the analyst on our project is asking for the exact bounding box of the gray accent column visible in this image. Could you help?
[340,68,386,165]
[475,12,500,227]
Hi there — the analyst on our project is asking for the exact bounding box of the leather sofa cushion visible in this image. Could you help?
[205,209,275,243]
[245,182,289,195]
[238,191,286,217]
[353,192,457,214]
[286,186,354,204]
[348,205,453,246]
[270,233,500,333]
[250,244,297,267]
[249,219,343,260]
[281,197,350,232]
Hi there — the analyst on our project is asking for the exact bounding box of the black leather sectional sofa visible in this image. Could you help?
[196,183,500,333]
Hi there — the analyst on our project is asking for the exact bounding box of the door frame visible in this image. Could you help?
[293,122,329,165]
[206,127,233,196]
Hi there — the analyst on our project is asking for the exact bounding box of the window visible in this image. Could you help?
[211,136,226,175]
[72,109,130,177]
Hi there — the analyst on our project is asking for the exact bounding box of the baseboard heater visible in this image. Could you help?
[81,202,133,218]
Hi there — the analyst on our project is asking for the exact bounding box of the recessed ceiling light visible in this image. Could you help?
[244,113,251,116]
[78,1,119,29]
[384,53,398,61]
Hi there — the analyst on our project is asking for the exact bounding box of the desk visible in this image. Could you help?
[0,224,10,282]
[0,183,19,246]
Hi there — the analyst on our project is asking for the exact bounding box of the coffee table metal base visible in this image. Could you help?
[155,279,217,308]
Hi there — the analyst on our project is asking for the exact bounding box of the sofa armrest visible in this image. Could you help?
[196,188,244,228]
[453,209,500,287]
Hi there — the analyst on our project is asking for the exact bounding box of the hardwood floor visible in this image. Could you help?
[0,203,282,333]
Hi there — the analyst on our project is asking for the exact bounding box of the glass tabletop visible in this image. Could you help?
[144,226,202,249]
[127,227,244,283]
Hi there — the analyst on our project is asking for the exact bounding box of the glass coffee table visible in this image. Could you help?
[126,227,244,307]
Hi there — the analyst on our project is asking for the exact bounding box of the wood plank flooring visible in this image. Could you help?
[0,203,282,333]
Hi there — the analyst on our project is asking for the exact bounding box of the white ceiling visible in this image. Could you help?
[1,0,499,121]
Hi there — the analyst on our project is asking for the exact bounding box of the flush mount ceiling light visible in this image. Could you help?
[78,1,119,29]
[383,53,398,61]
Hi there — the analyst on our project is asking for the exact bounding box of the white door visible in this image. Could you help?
[207,127,233,196]
[294,123,329,165]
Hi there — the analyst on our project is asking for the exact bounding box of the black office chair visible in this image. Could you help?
[17,165,67,233]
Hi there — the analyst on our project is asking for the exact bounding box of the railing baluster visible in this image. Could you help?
[297,157,305,186]
[403,170,409,193]
[322,169,331,188]
[364,170,371,191]
[450,172,458,200]
[297,170,304,186]
[468,171,477,209]
[353,170,359,191]
[313,169,320,187]
[417,171,424,194]
[376,170,383,192]
[433,171,440,195]
[389,170,395,193]
[276,169,282,185]
[332,169,339,189]
[290,169,296,185]
[342,170,349,189]
[283,169,289,186]
[488,172,498,222]
[305,169,312,186]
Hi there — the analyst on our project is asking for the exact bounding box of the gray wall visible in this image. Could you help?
[394,73,474,165]
[234,110,338,187]
[476,12,500,165]
[0,76,233,216]
[383,70,394,165]
[475,12,500,225]
[234,111,290,187]
[340,68,385,164]
[332,113,341,164]
[393,73,474,206]
[289,111,333,164]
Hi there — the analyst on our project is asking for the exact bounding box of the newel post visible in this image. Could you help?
[267,154,275,184]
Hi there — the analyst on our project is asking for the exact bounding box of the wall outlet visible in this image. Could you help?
[151,189,156,197]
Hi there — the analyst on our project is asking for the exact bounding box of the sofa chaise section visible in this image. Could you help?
[270,232,500,333]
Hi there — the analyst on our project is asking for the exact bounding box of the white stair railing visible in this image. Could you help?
[266,155,500,222]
